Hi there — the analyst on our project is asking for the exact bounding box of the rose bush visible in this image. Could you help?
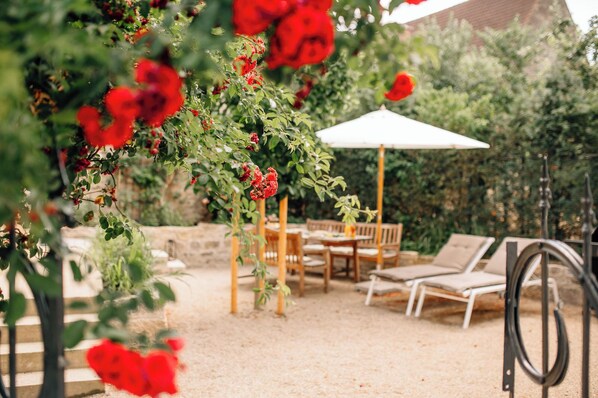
[0,0,423,395]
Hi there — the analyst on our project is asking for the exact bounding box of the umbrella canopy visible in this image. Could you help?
[316,109,489,274]
[317,109,489,149]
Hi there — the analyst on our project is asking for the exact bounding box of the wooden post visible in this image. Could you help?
[375,145,385,270]
[230,194,239,314]
[254,199,266,309]
[276,196,288,316]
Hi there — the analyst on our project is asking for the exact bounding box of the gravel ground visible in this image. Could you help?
[93,268,598,398]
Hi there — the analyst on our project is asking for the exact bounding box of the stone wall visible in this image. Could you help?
[62,223,231,269]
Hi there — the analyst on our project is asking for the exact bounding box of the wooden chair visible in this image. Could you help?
[330,223,404,276]
[305,219,344,233]
[264,228,330,296]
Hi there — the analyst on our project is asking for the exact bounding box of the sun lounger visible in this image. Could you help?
[364,233,495,315]
[414,237,560,328]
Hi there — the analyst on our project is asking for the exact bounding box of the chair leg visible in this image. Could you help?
[299,267,305,297]
[324,251,330,294]
[365,275,378,306]
[345,257,350,277]
[415,286,427,317]
[329,254,335,279]
[406,281,420,316]
[463,293,477,329]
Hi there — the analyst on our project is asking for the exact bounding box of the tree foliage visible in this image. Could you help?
[299,17,598,254]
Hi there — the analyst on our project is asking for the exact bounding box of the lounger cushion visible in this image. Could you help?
[370,264,458,281]
[354,280,406,294]
[423,271,506,292]
[432,234,494,271]
[483,237,536,276]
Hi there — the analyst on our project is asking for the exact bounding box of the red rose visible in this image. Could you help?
[405,0,426,4]
[150,0,169,9]
[165,337,185,353]
[144,351,178,396]
[245,72,263,89]
[299,0,332,11]
[233,55,257,76]
[263,167,278,198]
[212,81,229,95]
[266,7,334,69]
[86,340,129,388]
[251,167,263,187]
[384,72,415,102]
[105,87,139,121]
[232,0,296,36]
[119,350,148,396]
[135,59,184,126]
[249,166,278,200]
[249,132,259,144]
[136,86,183,127]
[293,80,314,109]
[135,59,182,93]
[77,106,135,149]
[239,163,252,182]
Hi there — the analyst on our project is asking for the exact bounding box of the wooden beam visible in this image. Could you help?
[230,194,239,314]
[255,199,266,309]
[276,196,288,315]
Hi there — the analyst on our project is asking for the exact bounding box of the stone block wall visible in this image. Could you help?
[62,223,231,269]
[141,224,231,268]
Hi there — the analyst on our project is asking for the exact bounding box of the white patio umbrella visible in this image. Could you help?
[316,109,489,270]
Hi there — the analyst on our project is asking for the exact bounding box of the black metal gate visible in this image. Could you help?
[503,158,598,397]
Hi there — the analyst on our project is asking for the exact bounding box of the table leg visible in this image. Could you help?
[353,241,360,282]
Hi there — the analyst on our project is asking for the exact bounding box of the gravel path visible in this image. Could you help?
[94,268,597,398]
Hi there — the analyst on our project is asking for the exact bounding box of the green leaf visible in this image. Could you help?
[63,320,87,348]
[154,282,176,302]
[126,262,144,283]
[70,260,83,282]
[141,290,155,310]
[5,292,26,326]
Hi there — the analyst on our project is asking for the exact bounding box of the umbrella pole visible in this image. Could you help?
[376,145,385,270]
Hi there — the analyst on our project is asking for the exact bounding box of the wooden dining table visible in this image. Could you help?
[287,229,372,282]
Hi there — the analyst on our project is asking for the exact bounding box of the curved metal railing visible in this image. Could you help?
[503,161,597,398]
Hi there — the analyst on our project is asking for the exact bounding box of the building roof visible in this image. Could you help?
[406,0,571,34]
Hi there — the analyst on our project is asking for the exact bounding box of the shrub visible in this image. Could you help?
[92,227,154,293]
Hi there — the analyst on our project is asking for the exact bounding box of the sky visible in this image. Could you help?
[381,0,598,33]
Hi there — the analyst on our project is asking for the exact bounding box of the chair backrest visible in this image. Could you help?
[306,219,344,233]
[264,228,303,268]
[483,237,539,277]
[432,234,496,272]
[356,223,403,250]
